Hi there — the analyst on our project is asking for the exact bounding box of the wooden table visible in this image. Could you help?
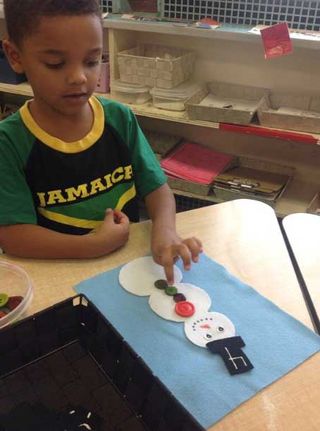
[1,199,319,431]
[282,213,320,332]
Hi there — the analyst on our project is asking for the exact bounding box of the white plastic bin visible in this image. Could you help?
[150,81,203,111]
[111,80,151,105]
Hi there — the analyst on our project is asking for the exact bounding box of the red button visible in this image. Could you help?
[0,309,9,318]
[175,301,195,317]
[7,296,23,311]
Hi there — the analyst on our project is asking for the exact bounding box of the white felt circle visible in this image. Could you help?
[184,312,235,347]
[119,256,183,296]
[149,283,211,322]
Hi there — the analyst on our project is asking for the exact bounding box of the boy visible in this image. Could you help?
[0,0,202,283]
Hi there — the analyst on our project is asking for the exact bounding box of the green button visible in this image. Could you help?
[154,279,168,290]
[165,286,178,296]
[0,293,9,307]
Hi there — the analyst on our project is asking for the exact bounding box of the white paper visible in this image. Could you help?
[119,256,182,296]
[149,282,212,322]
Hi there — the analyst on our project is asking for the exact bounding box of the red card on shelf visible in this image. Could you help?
[160,141,234,184]
[260,22,293,59]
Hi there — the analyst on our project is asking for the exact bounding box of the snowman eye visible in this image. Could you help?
[218,326,224,332]
[204,333,213,340]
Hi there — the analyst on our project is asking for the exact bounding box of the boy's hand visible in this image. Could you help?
[89,208,129,254]
[151,226,202,284]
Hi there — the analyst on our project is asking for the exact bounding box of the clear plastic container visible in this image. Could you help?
[0,261,33,329]
[150,81,203,111]
[111,80,151,105]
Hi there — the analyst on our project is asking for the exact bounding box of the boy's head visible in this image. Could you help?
[4,0,101,47]
[3,0,103,119]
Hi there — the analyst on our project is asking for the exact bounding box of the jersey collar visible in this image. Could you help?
[19,96,104,153]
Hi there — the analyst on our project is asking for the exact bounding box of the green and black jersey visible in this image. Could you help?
[0,96,166,234]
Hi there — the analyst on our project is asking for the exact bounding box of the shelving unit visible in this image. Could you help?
[106,17,320,217]
[1,15,319,217]
[2,81,319,145]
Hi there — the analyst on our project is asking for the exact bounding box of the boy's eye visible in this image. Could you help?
[45,63,64,69]
[86,60,100,67]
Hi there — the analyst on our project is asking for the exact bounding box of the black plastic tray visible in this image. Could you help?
[0,295,204,431]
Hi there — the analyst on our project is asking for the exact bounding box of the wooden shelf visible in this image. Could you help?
[173,177,319,218]
[0,82,33,97]
[102,93,320,145]
[1,82,319,146]
[102,16,320,50]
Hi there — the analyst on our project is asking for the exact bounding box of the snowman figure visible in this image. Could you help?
[185,312,253,375]
[119,257,253,376]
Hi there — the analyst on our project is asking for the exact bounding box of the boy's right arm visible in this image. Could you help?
[0,209,130,259]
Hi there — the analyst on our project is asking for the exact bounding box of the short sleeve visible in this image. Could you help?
[95,98,167,198]
[126,109,167,198]
[0,133,37,226]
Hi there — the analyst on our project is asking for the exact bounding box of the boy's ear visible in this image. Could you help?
[2,39,25,74]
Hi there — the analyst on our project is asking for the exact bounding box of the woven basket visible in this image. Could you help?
[117,44,195,89]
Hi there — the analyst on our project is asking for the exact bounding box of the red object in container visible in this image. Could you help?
[7,296,24,311]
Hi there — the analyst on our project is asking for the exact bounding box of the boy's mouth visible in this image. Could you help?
[64,92,87,96]
[63,93,89,103]
[63,92,88,98]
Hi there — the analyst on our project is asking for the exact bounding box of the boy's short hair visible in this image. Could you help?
[4,0,102,46]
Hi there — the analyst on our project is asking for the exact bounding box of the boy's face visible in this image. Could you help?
[5,14,103,117]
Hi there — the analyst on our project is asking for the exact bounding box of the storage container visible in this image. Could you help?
[0,295,204,431]
[117,44,195,89]
[150,81,203,111]
[111,79,151,104]
[143,130,181,156]
[257,92,320,133]
[211,157,295,208]
[187,82,269,125]
[0,261,33,329]
[168,176,213,196]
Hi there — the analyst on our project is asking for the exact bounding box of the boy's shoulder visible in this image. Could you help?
[0,110,24,131]
[0,110,26,143]
[95,96,133,121]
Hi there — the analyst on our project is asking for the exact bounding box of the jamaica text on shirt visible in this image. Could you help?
[37,164,133,207]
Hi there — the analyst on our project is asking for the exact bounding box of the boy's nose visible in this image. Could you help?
[66,68,87,85]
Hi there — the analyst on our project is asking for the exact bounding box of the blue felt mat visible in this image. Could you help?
[75,254,320,429]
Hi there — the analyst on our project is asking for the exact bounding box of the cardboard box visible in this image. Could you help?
[187,82,268,125]
[211,157,294,207]
[257,92,320,133]
[167,176,212,196]
[143,130,181,156]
